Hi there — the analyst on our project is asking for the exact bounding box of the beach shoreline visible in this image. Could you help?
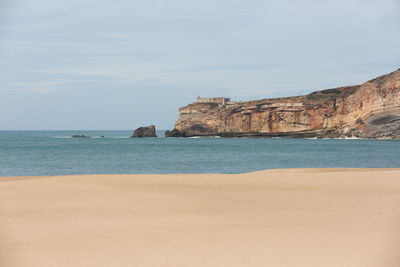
[1,168,400,266]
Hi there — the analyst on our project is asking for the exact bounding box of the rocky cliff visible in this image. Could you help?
[166,69,400,138]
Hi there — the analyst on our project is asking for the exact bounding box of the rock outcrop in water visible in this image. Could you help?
[72,134,89,138]
[166,69,400,139]
[131,125,157,138]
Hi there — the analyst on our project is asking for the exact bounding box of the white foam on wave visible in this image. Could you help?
[90,136,130,139]
[305,136,362,140]
[51,136,131,139]
[188,136,222,139]
[333,136,361,140]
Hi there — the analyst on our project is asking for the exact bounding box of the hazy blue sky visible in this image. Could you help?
[1,0,399,130]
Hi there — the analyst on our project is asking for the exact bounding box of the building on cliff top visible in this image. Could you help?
[196,96,232,105]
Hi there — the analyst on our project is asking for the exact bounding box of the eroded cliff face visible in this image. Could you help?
[166,70,400,138]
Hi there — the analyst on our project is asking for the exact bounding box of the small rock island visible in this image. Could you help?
[131,125,157,138]
[72,134,89,138]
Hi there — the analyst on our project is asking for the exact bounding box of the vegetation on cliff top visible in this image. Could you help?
[306,85,359,101]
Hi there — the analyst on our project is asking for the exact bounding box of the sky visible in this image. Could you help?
[0,0,399,130]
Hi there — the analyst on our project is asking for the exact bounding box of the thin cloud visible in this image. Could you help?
[182,63,297,72]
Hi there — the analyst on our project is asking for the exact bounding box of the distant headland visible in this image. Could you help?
[166,69,400,139]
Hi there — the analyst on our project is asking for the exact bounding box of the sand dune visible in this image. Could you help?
[1,169,400,267]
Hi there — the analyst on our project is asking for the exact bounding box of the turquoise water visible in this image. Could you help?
[0,130,399,176]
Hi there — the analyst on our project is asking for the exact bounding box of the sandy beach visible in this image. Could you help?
[1,169,400,267]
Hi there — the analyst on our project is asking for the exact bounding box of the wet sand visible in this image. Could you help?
[1,169,400,267]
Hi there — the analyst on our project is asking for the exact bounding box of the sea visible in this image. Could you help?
[1,130,400,177]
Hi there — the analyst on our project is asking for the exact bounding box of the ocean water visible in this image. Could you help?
[0,130,399,177]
